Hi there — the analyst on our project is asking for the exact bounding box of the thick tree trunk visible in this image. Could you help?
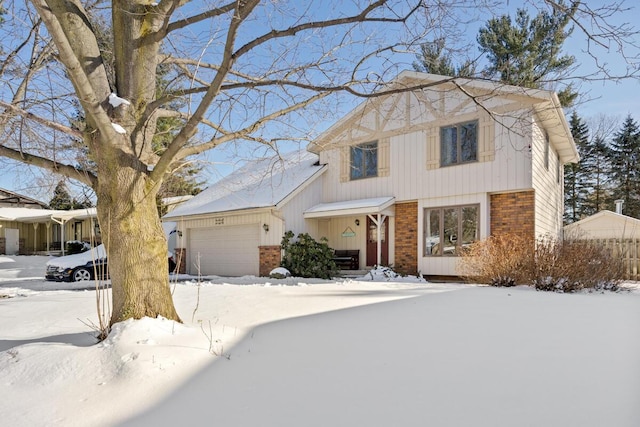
[96,157,181,326]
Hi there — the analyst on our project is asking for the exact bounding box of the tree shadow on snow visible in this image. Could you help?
[0,332,97,352]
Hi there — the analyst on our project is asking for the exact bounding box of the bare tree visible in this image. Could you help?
[0,0,440,327]
[0,0,638,329]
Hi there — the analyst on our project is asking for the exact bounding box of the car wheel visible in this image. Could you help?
[73,268,92,282]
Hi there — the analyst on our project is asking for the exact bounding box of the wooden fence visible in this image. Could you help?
[590,238,640,281]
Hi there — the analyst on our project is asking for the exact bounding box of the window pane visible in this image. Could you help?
[425,209,440,255]
[350,146,363,179]
[441,127,457,166]
[461,206,479,249]
[443,208,458,255]
[460,122,477,162]
[364,142,378,177]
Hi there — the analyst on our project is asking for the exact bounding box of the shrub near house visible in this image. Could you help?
[459,234,624,292]
[280,231,338,279]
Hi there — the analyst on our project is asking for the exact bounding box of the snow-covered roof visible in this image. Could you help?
[0,188,49,208]
[304,196,395,219]
[0,207,97,223]
[164,150,326,219]
[564,210,640,239]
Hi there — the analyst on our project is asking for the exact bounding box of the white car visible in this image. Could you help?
[45,244,108,282]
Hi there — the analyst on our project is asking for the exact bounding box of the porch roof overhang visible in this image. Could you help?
[0,207,97,223]
[303,196,395,219]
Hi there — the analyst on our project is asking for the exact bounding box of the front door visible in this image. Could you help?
[366,216,389,266]
[5,228,19,255]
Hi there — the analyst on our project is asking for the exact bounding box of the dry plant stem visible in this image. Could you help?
[191,253,202,323]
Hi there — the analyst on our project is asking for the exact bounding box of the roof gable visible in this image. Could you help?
[0,188,49,209]
[308,71,578,164]
[564,210,640,239]
[164,150,325,219]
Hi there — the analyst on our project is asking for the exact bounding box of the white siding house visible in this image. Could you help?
[305,72,577,277]
[165,71,578,278]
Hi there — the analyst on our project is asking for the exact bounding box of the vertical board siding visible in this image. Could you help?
[280,176,324,238]
[322,111,534,205]
[588,238,640,280]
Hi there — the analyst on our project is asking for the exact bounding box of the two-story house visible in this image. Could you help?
[164,71,578,278]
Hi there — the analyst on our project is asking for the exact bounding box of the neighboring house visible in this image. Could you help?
[0,206,98,255]
[164,71,578,278]
[564,210,640,240]
[0,188,49,209]
[162,195,194,213]
[564,208,640,280]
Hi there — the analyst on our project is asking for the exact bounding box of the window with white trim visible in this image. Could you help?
[424,204,479,256]
[350,141,378,180]
[440,121,478,167]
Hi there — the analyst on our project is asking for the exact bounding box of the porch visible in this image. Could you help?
[303,196,396,269]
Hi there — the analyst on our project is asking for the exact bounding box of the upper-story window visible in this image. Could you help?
[441,120,478,167]
[350,141,378,180]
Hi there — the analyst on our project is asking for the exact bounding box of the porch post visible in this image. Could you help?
[46,222,51,252]
[368,213,387,266]
[376,214,382,266]
[33,223,39,253]
[51,217,66,255]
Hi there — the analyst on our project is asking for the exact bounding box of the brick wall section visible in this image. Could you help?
[490,190,535,239]
[394,201,418,276]
[259,245,282,277]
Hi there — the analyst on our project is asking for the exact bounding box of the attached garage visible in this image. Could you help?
[188,224,260,276]
[163,150,326,277]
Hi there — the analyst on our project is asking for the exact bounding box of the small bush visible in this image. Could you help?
[531,238,624,292]
[458,233,534,286]
[460,234,624,292]
[66,240,89,255]
[280,231,338,279]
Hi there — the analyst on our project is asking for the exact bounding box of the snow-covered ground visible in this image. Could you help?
[1,255,639,427]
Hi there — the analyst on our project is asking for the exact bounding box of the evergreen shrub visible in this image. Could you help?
[280,231,338,279]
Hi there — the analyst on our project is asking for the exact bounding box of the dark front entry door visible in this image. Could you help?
[366,216,389,266]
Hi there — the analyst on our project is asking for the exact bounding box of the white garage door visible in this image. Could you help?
[189,224,260,276]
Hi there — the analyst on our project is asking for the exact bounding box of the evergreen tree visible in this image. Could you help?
[582,136,613,216]
[564,111,590,223]
[413,38,475,77]
[609,115,640,217]
[48,181,93,210]
[477,2,578,106]
[49,181,73,210]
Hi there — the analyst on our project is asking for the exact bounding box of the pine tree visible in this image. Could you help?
[609,115,640,217]
[564,111,590,223]
[582,136,613,216]
[413,38,475,77]
[48,181,93,210]
[49,181,73,210]
[477,2,578,106]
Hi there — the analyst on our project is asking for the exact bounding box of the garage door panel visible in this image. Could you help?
[189,225,260,276]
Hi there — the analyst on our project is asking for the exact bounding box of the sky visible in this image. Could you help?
[1,0,639,200]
